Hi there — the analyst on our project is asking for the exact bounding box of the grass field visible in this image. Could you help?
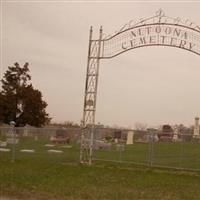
[95,142,200,170]
[1,137,200,199]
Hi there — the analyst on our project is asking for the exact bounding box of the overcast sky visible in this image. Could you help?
[1,1,200,128]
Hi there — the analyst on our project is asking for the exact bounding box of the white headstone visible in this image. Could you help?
[0,141,7,147]
[20,149,35,153]
[7,138,19,144]
[45,144,55,147]
[0,148,10,152]
[173,128,179,142]
[114,138,118,143]
[126,130,134,145]
[48,149,63,153]
[173,134,178,141]
[61,145,72,148]
[153,134,159,142]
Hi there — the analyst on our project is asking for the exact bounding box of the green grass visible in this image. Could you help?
[94,142,200,170]
[1,160,200,200]
[1,138,200,199]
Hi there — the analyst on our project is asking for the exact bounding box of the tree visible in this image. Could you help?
[0,62,50,127]
[134,122,148,131]
[0,93,4,123]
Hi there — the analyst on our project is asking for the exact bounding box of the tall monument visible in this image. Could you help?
[193,117,200,138]
[126,130,134,145]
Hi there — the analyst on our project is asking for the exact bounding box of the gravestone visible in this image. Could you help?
[0,148,10,152]
[193,117,200,138]
[114,138,118,143]
[0,141,7,147]
[126,130,134,145]
[6,138,19,144]
[173,127,179,142]
[94,140,111,150]
[45,144,55,147]
[20,149,35,153]
[48,149,63,153]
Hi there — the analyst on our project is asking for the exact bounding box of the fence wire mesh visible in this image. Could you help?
[0,126,80,164]
[93,128,200,171]
[1,126,200,171]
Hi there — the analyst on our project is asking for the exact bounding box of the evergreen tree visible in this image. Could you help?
[0,62,50,127]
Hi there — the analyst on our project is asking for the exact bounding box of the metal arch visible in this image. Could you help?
[101,23,200,42]
[100,23,200,59]
[98,44,200,60]
[80,26,103,164]
[102,9,200,40]
[80,10,200,165]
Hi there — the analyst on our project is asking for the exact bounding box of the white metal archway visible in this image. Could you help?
[80,9,200,164]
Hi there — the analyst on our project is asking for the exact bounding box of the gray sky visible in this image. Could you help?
[1,1,200,128]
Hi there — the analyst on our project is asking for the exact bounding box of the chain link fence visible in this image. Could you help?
[93,127,200,171]
[0,126,81,164]
[1,126,200,171]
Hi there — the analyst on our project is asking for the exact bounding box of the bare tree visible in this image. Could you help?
[134,122,148,131]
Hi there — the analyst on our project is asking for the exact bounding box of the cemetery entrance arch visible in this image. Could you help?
[80,10,200,164]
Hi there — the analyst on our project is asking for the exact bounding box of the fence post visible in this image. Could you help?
[119,144,122,162]
[148,132,154,167]
[10,121,16,162]
[179,137,183,168]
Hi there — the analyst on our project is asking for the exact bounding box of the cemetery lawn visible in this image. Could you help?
[1,139,200,199]
[1,159,200,200]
